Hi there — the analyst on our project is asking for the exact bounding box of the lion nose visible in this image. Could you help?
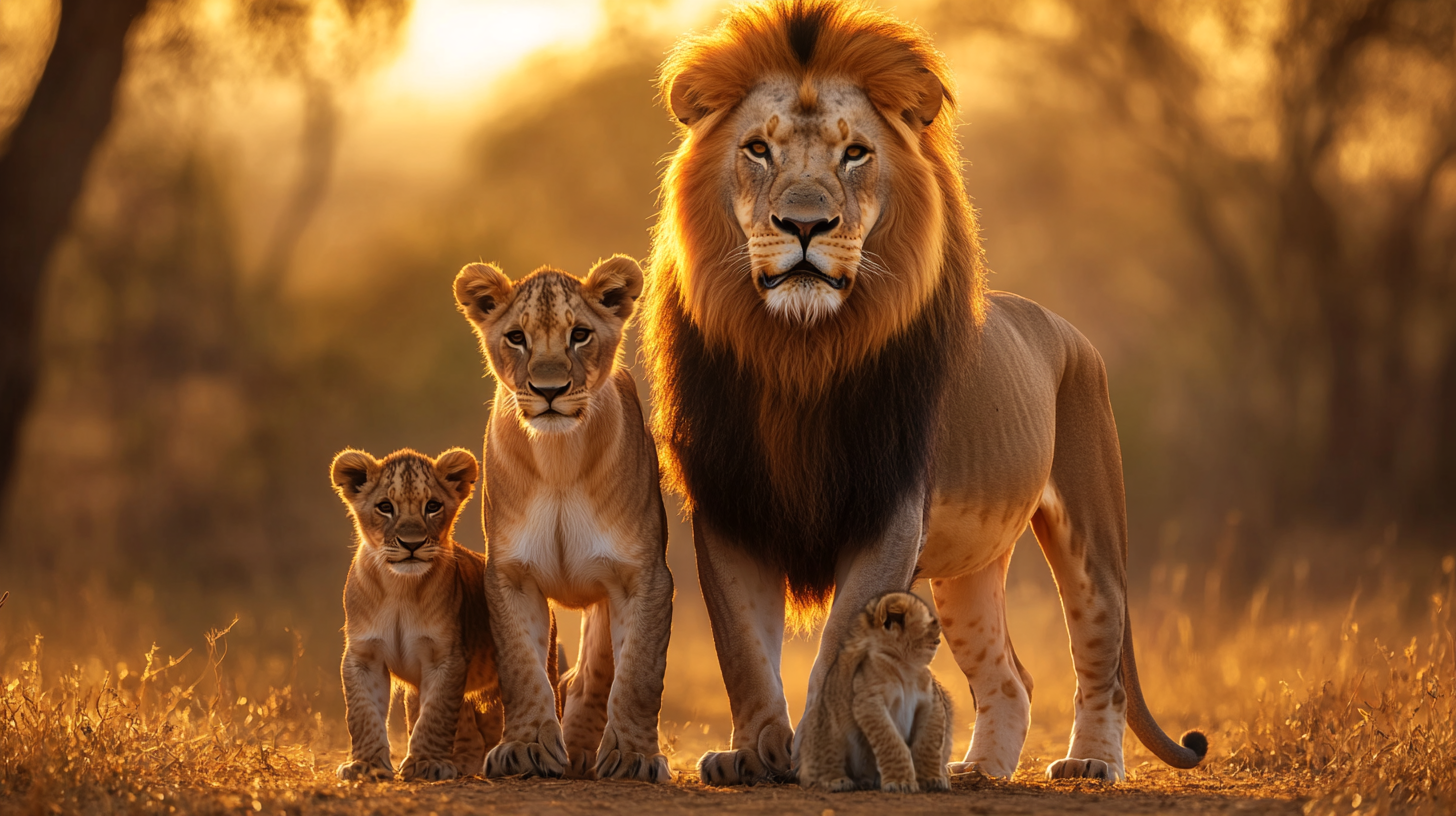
[529,382,570,404]
[772,216,839,252]
[398,538,426,553]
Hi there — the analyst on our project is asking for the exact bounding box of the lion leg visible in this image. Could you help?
[694,517,793,786]
[483,563,568,779]
[930,549,1033,778]
[562,601,614,778]
[595,562,674,783]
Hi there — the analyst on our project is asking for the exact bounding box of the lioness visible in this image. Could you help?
[332,447,527,781]
[645,0,1207,784]
[454,255,674,783]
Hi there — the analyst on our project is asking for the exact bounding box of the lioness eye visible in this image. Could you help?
[571,327,591,344]
[745,140,770,160]
[505,330,526,347]
[376,501,394,515]
[844,144,868,162]
[425,500,443,513]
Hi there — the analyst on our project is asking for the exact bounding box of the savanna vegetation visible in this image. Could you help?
[1,0,1453,814]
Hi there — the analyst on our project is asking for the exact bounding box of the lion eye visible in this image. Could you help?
[425,500,443,514]
[505,330,527,347]
[571,327,592,344]
[844,144,869,163]
[376,501,394,515]
[745,140,770,160]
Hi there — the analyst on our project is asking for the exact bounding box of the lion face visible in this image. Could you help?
[859,591,942,666]
[331,448,478,577]
[455,256,642,435]
[728,78,890,324]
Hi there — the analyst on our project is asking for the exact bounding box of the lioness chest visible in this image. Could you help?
[491,488,640,608]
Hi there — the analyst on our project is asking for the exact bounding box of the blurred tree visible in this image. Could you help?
[938,0,1456,526]
[0,0,150,508]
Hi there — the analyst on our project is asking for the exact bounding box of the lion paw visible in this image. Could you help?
[485,722,568,779]
[698,749,776,786]
[399,755,458,782]
[336,758,392,781]
[1046,757,1121,782]
[597,749,671,783]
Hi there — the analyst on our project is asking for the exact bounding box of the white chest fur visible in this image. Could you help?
[493,488,633,607]
[348,590,449,686]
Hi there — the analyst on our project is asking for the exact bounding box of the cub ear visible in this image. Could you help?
[582,255,644,321]
[331,449,380,503]
[433,448,479,501]
[454,262,514,326]
[667,76,708,127]
[906,70,946,128]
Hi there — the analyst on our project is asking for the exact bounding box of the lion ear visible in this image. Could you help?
[906,70,945,127]
[331,449,380,504]
[583,255,644,321]
[454,263,514,326]
[433,448,479,501]
[668,77,707,127]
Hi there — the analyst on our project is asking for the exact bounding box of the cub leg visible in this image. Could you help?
[596,562,673,783]
[475,701,504,751]
[338,643,394,780]
[483,564,567,778]
[851,677,917,793]
[562,602,614,778]
[1032,482,1127,781]
[449,696,489,777]
[930,549,1033,778]
[399,654,467,781]
[693,517,793,786]
[910,684,952,791]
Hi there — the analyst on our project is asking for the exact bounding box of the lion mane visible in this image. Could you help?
[644,0,988,606]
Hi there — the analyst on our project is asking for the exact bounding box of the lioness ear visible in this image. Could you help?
[434,448,479,501]
[583,255,644,321]
[667,77,707,127]
[454,262,514,326]
[331,449,380,503]
[907,70,945,128]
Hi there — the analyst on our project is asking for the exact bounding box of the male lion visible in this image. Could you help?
[644,0,1207,784]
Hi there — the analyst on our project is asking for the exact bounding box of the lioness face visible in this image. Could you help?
[728,77,889,324]
[331,448,478,577]
[455,256,643,435]
[862,591,942,665]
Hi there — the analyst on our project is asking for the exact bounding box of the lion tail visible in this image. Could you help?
[1120,608,1209,768]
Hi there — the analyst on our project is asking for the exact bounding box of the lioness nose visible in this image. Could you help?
[398,538,426,552]
[529,382,570,404]
[772,216,839,252]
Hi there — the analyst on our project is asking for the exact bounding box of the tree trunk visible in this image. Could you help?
[0,0,149,508]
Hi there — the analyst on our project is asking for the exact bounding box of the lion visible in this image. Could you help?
[454,255,675,783]
[332,447,560,781]
[797,592,952,793]
[643,0,1208,784]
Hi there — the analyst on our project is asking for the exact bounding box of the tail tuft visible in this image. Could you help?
[1180,730,1209,761]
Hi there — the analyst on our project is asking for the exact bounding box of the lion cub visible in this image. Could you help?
[454,256,674,783]
[798,591,953,793]
[332,447,547,781]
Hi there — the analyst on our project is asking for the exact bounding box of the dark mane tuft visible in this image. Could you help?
[785,0,828,65]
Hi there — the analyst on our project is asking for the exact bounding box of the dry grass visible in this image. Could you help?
[1,555,1452,816]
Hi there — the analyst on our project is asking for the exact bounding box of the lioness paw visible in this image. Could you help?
[698,749,770,786]
[486,722,568,779]
[336,759,392,781]
[597,749,671,783]
[1046,757,1121,782]
[400,755,458,782]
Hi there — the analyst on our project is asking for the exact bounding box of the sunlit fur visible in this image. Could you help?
[643,0,985,605]
[797,592,953,792]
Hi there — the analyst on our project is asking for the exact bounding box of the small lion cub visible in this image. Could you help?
[798,591,953,793]
[332,447,520,782]
[454,256,674,783]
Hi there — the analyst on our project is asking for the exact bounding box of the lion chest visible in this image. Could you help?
[491,490,632,607]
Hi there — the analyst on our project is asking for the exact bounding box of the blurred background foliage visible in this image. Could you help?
[0,0,1452,741]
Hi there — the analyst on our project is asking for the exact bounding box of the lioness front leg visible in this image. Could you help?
[338,644,394,780]
[694,517,794,785]
[595,564,673,783]
[400,654,467,781]
[483,564,568,778]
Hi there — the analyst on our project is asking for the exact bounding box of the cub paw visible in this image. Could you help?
[919,774,951,792]
[336,759,392,781]
[566,748,597,780]
[809,776,857,792]
[880,778,919,793]
[485,722,568,779]
[1046,757,1121,782]
[399,755,458,782]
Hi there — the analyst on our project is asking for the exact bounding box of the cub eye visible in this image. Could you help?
[376,501,394,515]
[505,330,527,347]
[745,140,770,160]
[425,500,443,514]
[844,144,869,163]
[571,327,592,344]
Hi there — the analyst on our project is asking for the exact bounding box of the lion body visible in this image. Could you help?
[455,258,675,783]
[646,0,1206,785]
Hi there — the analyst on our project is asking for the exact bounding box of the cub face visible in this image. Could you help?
[454,255,643,435]
[858,591,943,666]
[331,448,479,577]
